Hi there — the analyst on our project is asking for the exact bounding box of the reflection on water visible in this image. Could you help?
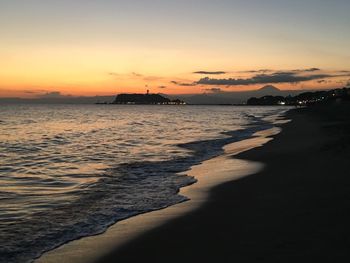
[0,104,287,262]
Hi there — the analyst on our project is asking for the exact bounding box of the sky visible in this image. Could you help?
[1,0,350,98]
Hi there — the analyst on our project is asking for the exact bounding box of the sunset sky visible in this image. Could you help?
[1,0,350,98]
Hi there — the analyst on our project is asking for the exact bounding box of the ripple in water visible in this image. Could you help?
[0,104,288,262]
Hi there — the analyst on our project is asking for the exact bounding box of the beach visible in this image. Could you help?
[36,112,281,263]
[36,101,350,263]
[2,105,283,263]
[89,102,350,262]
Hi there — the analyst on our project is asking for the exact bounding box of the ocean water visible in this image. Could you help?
[0,104,287,262]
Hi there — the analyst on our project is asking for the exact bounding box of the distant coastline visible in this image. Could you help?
[247,87,350,106]
[1,86,349,106]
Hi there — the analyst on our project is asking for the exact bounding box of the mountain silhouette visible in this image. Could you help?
[258,85,281,92]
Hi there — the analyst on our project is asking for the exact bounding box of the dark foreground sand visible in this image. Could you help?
[96,102,350,263]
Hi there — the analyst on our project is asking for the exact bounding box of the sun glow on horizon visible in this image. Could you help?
[1,1,349,98]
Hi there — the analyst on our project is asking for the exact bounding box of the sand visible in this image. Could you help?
[95,102,350,262]
[36,120,281,263]
[38,102,350,263]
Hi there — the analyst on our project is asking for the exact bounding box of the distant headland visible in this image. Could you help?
[247,87,350,106]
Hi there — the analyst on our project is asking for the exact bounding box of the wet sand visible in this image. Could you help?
[36,120,280,263]
[95,102,350,262]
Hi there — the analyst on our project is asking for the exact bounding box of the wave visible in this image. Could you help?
[0,108,285,263]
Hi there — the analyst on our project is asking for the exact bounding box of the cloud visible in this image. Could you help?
[204,88,223,93]
[131,72,143,77]
[39,91,70,98]
[239,69,272,73]
[109,71,143,78]
[304,68,321,72]
[0,88,49,94]
[317,79,334,84]
[144,76,163,81]
[239,68,320,74]
[292,68,320,72]
[336,80,345,84]
[108,72,120,77]
[193,71,226,75]
[171,80,197,86]
[158,85,167,89]
[11,89,46,94]
[197,72,333,86]
[109,71,162,82]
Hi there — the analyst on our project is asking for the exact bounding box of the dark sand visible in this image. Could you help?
[96,102,350,262]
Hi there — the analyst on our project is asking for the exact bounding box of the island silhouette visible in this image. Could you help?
[112,90,185,105]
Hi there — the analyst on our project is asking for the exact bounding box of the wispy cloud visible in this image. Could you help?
[23,91,40,94]
[144,76,163,81]
[109,72,162,82]
[39,91,71,98]
[204,87,223,93]
[170,80,197,86]
[108,72,121,77]
[239,69,273,73]
[239,68,320,74]
[0,88,49,95]
[193,71,226,75]
[131,72,143,77]
[292,68,321,72]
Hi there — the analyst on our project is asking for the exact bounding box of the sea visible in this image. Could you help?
[0,104,288,262]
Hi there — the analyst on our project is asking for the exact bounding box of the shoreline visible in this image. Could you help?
[92,102,350,262]
[36,119,284,263]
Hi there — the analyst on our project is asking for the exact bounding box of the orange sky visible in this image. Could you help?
[1,1,349,98]
[0,43,348,97]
